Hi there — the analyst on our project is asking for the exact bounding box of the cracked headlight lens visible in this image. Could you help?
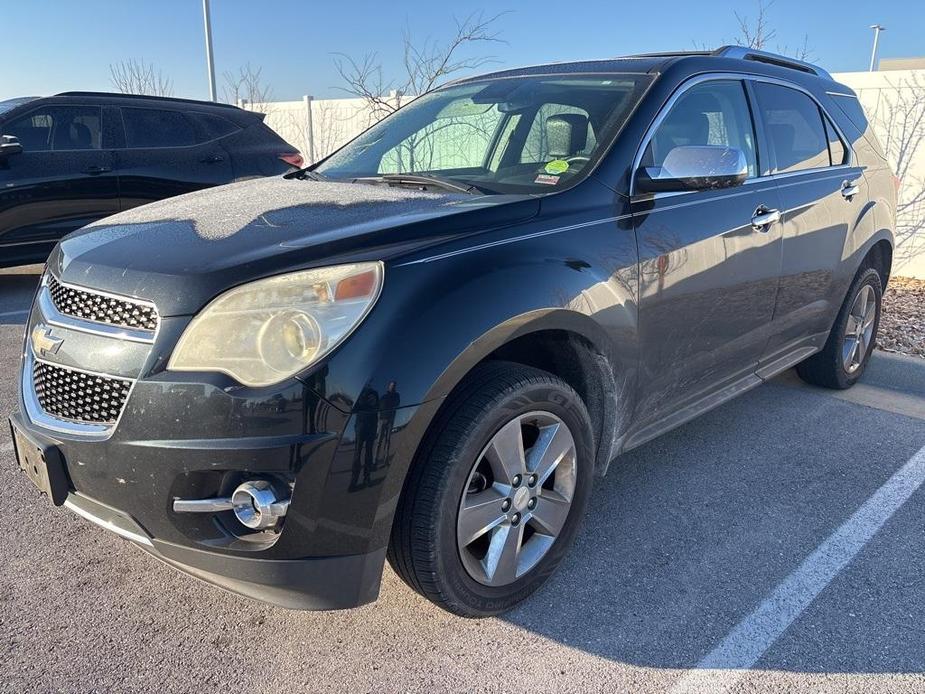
[168,262,383,387]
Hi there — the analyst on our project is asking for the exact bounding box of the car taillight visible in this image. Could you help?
[278,153,304,168]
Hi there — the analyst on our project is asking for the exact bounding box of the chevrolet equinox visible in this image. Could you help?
[11,47,897,617]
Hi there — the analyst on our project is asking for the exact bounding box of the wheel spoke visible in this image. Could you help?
[527,422,574,487]
[856,332,867,365]
[845,314,859,335]
[485,419,526,485]
[529,490,571,537]
[484,522,524,584]
[457,486,507,546]
[855,286,869,320]
[863,301,877,330]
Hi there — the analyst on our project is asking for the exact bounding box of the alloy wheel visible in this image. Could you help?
[842,284,877,374]
[456,411,577,587]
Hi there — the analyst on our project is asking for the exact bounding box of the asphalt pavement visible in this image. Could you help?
[2,264,924,693]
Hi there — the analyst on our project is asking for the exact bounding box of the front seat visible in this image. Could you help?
[545,113,590,159]
[53,120,93,150]
[649,92,719,165]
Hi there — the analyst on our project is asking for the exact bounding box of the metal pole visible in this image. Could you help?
[869,24,885,72]
[203,0,218,101]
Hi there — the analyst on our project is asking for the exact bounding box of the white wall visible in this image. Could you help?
[835,70,925,278]
[250,73,925,279]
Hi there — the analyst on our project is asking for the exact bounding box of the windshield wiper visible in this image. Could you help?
[353,174,492,195]
[284,167,327,181]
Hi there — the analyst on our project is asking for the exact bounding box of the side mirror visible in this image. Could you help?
[0,135,23,158]
[635,145,747,194]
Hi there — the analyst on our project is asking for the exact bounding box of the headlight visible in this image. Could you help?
[168,262,383,387]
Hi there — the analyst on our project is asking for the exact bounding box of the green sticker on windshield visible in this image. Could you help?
[544,159,570,175]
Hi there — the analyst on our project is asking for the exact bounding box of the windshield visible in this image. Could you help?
[0,97,39,117]
[317,74,651,194]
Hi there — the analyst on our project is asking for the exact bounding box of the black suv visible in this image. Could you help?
[11,47,896,617]
[0,92,300,267]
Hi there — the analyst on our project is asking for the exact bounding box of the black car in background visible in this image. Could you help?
[0,92,300,267]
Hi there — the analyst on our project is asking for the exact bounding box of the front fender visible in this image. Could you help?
[305,211,639,415]
[297,211,640,556]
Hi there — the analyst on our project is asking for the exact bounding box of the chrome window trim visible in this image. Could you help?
[630,72,856,198]
[22,351,137,439]
[43,273,159,343]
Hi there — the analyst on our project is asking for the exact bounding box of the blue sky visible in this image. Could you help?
[2,0,923,102]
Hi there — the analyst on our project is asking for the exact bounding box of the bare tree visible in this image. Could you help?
[868,75,925,259]
[334,11,507,119]
[724,0,813,60]
[222,63,274,107]
[109,59,174,96]
[734,0,776,49]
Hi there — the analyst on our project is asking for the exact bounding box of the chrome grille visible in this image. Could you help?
[33,360,131,425]
[47,275,158,332]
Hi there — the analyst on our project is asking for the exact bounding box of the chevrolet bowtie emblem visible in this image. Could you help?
[31,325,64,358]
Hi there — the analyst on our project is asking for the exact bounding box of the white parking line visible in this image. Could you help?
[672,441,925,694]
[0,309,28,319]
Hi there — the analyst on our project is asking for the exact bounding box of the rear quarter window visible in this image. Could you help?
[187,112,241,141]
[829,92,888,162]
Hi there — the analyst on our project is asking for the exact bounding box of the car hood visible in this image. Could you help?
[51,177,538,316]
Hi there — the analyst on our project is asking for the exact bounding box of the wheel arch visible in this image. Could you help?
[418,309,631,475]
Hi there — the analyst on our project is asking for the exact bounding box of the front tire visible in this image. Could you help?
[388,361,594,617]
[797,267,883,389]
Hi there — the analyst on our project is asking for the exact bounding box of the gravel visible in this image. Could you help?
[879,277,925,359]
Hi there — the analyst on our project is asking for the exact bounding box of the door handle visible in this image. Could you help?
[841,180,860,200]
[751,206,781,232]
[199,155,224,164]
[83,165,112,175]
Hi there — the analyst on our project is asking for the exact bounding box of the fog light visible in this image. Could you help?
[231,480,290,530]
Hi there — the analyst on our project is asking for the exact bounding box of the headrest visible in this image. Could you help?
[545,113,589,159]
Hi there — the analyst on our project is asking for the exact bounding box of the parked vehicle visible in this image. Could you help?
[11,47,896,617]
[0,92,301,267]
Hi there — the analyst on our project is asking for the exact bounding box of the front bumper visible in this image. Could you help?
[65,491,385,609]
[11,374,408,610]
[14,266,427,610]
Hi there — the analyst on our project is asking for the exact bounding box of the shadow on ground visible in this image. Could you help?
[503,353,925,674]
[0,265,41,325]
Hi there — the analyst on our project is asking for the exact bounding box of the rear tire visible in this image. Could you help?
[796,267,882,389]
[387,361,594,617]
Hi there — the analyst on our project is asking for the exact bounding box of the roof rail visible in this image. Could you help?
[712,46,832,80]
[54,91,244,110]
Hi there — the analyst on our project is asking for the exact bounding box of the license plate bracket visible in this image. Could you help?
[9,418,69,506]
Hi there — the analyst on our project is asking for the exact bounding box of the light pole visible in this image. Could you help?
[868,24,885,72]
[202,0,218,101]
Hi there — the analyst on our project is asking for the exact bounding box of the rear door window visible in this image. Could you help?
[753,83,829,173]
[122,108,197,148]
[5,105,102,151]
